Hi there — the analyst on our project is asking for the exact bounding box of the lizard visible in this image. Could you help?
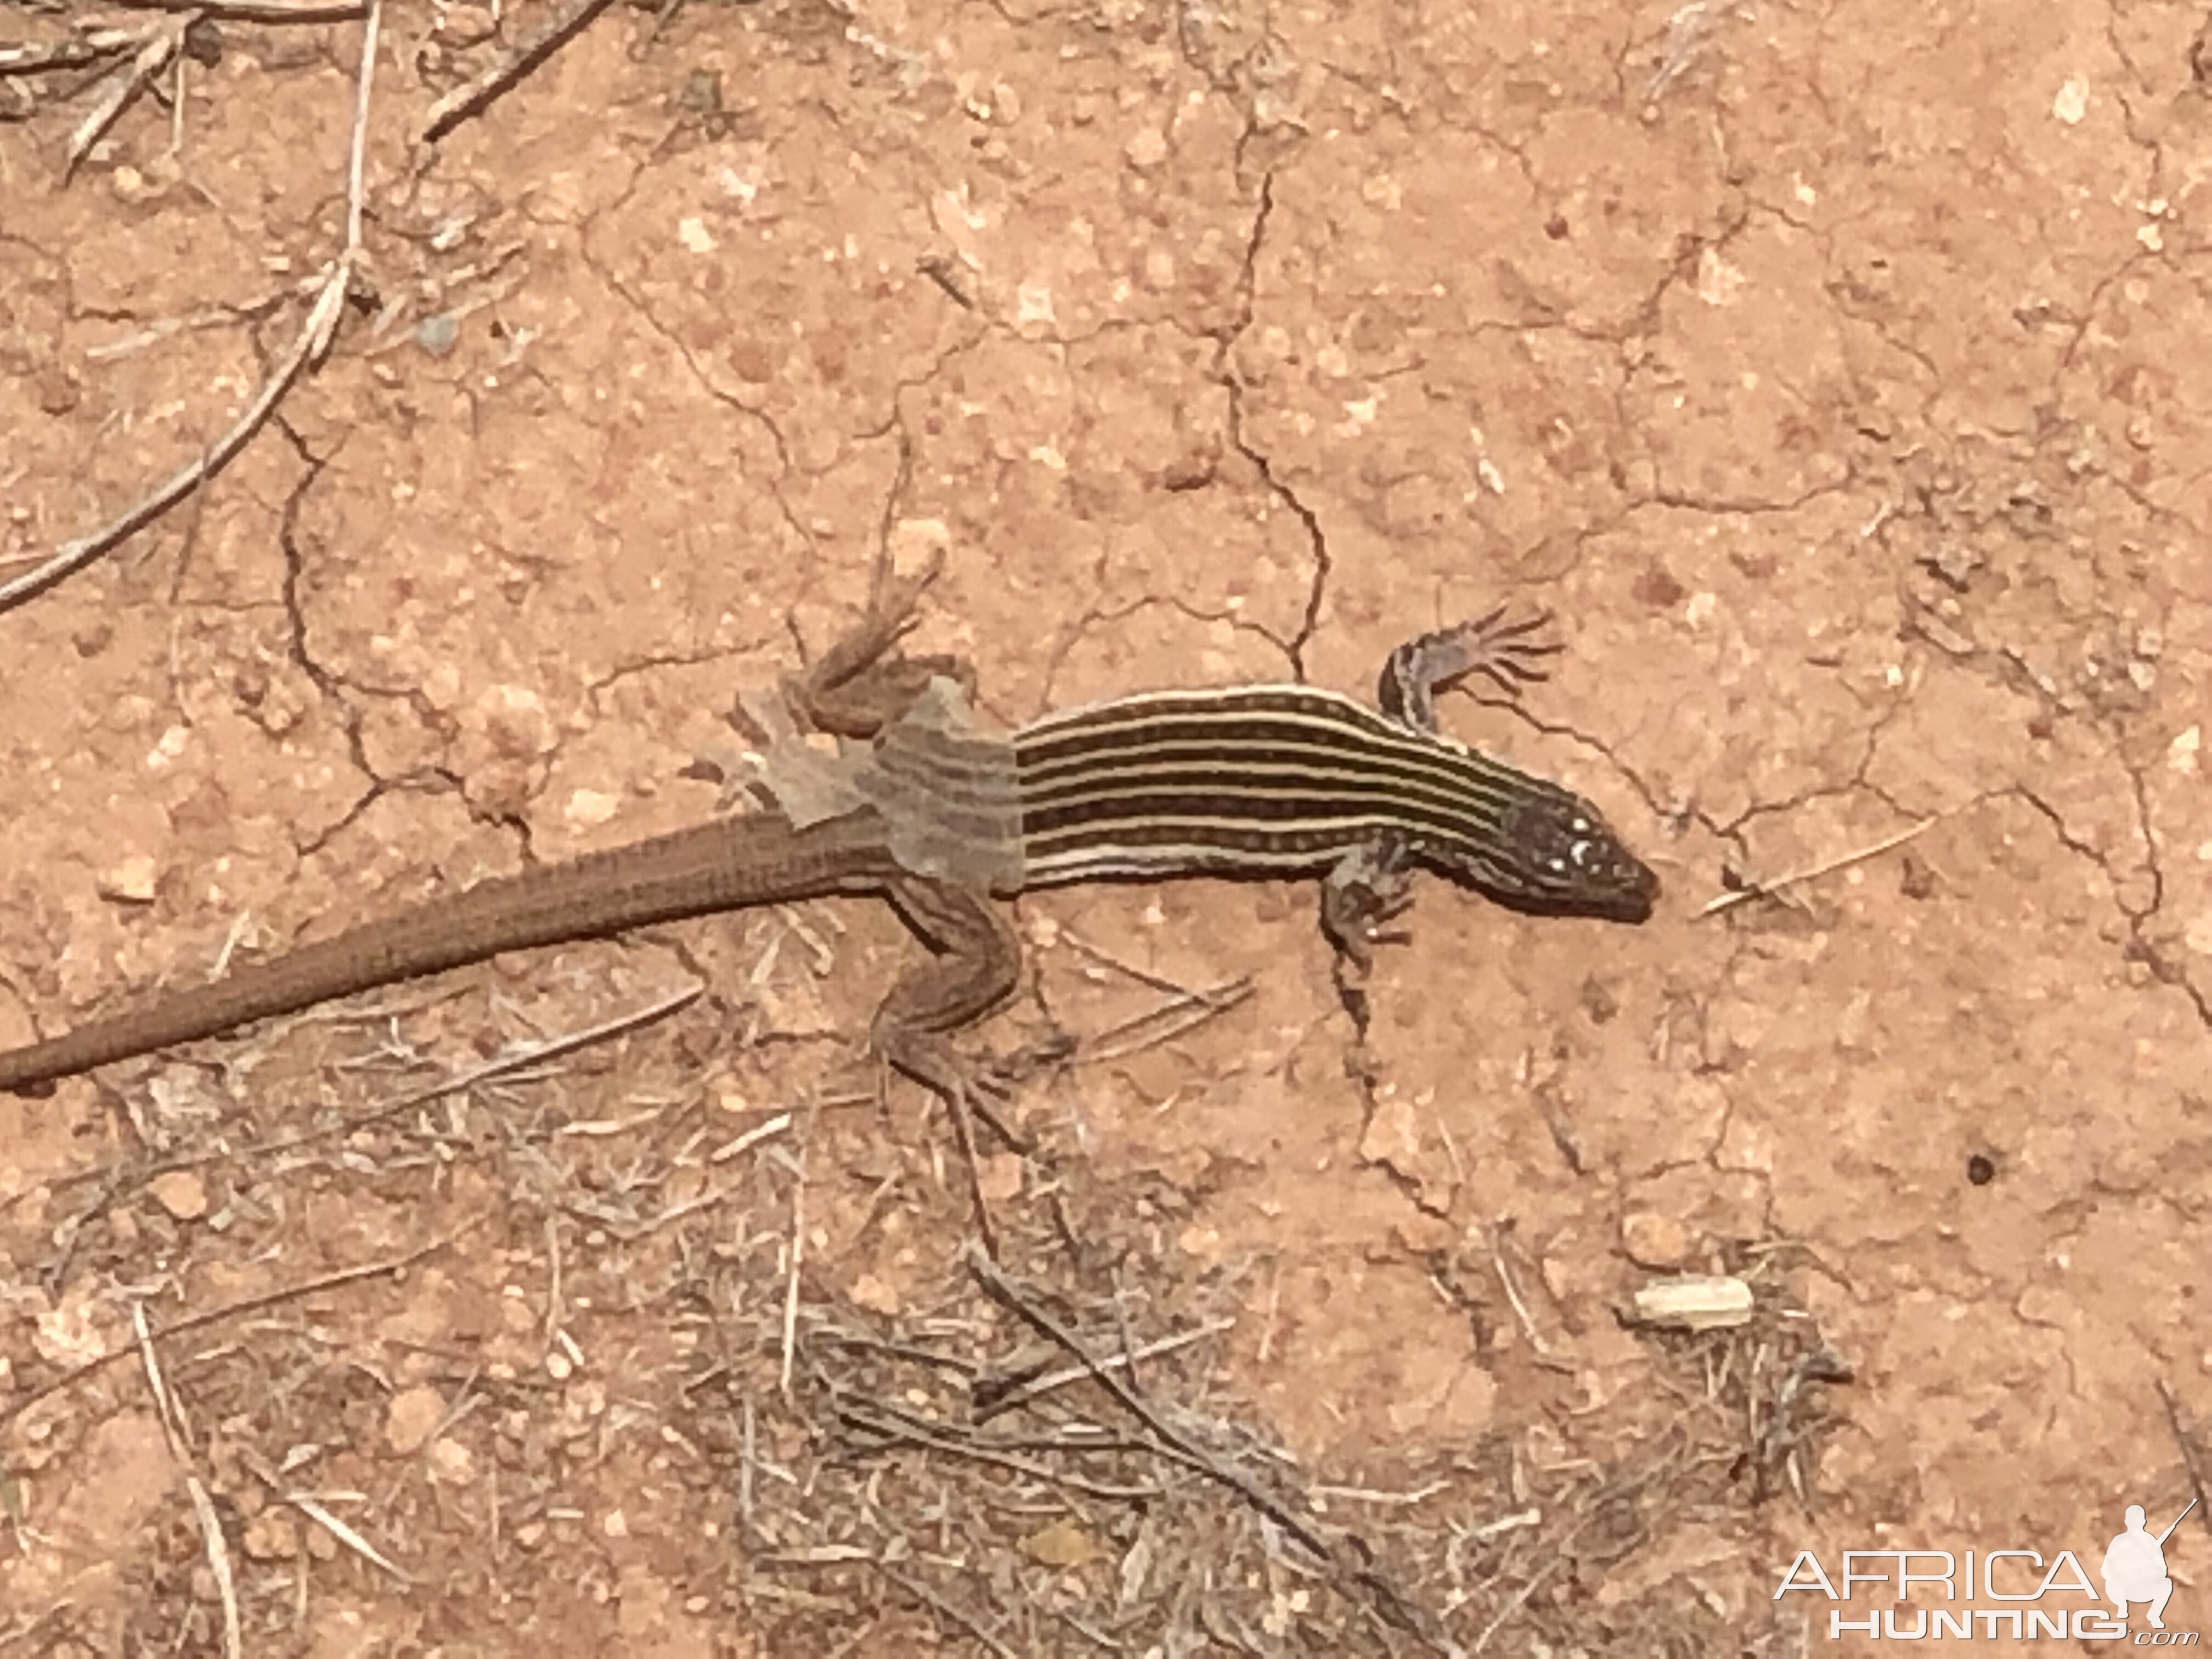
[0,565,1659,1110]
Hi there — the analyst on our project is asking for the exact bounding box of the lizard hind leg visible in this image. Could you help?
[872,873,1030,1254]
[792,550,979,738]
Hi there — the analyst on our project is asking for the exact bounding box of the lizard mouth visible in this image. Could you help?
[1476,854,1660,924]
[1603,862,1662,923]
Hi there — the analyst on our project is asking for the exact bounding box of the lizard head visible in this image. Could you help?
[1442,780,1660,923]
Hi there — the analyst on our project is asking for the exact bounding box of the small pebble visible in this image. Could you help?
[96,855,159,905]
[416,314,460,357]
[385,1385,445,1455]
[1620,1210,1690,1268]
[148,1171,208,1221]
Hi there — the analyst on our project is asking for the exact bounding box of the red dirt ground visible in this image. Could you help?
[2,0,2209,1651]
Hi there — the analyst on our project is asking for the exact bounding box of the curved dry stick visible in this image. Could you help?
[0,0,379,615]
[0,264,347,614]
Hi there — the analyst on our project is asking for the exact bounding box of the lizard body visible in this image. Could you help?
[0,580,1657,1100]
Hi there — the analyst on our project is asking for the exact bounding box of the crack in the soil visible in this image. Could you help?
[270,419,542,867]
[2011,780,2211,1034]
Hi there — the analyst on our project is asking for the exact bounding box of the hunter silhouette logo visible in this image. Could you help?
[1775,1493,2202,1641]
[2105,1500,2196,1631]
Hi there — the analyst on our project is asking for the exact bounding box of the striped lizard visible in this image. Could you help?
[0,567,1658,1108]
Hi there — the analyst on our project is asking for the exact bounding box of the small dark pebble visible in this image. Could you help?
[1579,976,1620,1024]
[1898,851,1938,901]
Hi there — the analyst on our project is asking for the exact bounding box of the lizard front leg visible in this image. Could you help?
[1320,831,1419,972]
[1322,604,1564,963]
[1377,603,1560,732]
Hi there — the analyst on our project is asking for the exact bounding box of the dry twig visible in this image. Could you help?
[64,11,194,175]
[2158,1379,2211,1539]
[0,0,379,613]
[114,0,366,19]
[1700,815,1943,917]
[185,1476,242,1659]
[968,1246,1336,1563]
[420,0,620,142]
[10,982,705,1232]
[0,1225,472,1431]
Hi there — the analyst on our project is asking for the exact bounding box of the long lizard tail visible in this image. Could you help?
[0,810,895,1092]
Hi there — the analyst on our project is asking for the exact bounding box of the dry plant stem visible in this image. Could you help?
[780,1141,807,1399]
[0,1226,472,1431]
[13,984,704,1231]
[284,1491,412,1581]
[130,1302,184,1457]
[872,1564,1019,1659]
[1077,981,1251,1061]
[1486,1226,1554,1359]
[1699,815,1941,916]
[944,1081,1003,1261]
[543,1213,566,1345]
[185,1476,244,1659]
[2157,1379,2211,1539]
[829,1391,1165,1499]
[342,0,379,251]
[420,0,620,142]
[0,0,376,614]
[114,0,368,19]
[972,1319,1232,1423]
[1470,1558,1561,1654]
[64,11,191,174]
[967,1246,1336,1565]
[168,47,187,151]
[0,1612,63,1652]
[0,32,141,75]
[1057,929,1254,1063]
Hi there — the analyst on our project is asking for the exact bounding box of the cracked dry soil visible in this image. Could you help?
[3,0,2211,1651]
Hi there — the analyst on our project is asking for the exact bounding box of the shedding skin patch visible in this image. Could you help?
[748,677,1028,895]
